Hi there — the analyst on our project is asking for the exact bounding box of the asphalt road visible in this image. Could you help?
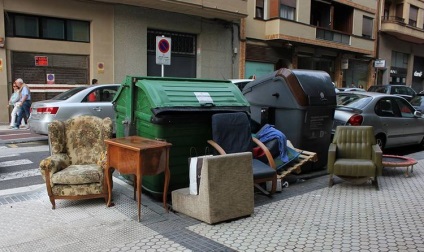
[0,140,49,191]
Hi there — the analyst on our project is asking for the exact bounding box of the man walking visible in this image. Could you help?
[12,78,31,130]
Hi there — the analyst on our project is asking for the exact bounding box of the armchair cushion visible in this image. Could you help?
[52,183,103,196]
[252,159,277,179]
[51,164,103,185]
[333,159,376,177]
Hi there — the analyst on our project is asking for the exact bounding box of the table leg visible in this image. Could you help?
[106,166,113,207]
[405,166,410,177]
[137,174,142,222]
[163,166,170,212]
[133,174,137,201]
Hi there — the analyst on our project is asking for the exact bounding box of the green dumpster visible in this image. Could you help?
[113,76,250,196]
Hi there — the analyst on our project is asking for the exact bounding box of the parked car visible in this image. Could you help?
[367,84,416,101]
[28,84,120,135]
[334,91,424,149]
[337,87,366,92]
[410,94,424,113]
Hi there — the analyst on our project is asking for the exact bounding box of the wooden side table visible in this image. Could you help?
[105,136,172,222]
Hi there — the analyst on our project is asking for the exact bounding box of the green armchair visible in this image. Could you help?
[39,115,113,209]
[328,126,383,190]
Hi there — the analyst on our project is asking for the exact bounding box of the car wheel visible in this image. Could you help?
[375,135,385,150]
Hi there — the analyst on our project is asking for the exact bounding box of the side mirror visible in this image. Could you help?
[414,110,422,118]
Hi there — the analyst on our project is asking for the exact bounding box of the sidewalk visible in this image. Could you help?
[1,159,424,251]
[0,123,48,144]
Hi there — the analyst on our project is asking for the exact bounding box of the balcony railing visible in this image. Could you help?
[316,28,350,45]
[382,16,405,24]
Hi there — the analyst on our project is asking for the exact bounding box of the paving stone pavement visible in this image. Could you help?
[1,159,424,252]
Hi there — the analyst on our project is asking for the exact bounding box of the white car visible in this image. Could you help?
[230,79,254,91]
[28,84,120,135]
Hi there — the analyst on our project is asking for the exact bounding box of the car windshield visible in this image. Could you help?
[336,93,372,109]
[368,86,388,93]
[410,96,424,106]
[50,86,87,100]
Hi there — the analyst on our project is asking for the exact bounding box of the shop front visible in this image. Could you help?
[412,56,424,92]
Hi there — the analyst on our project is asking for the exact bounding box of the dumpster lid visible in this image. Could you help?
[114,76,250,115]
[243,68,336,106]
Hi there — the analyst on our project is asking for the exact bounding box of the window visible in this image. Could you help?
[256,0,264,19]
[391,51,409,68]
[42,18,65,40]
[14,15,38,38]
[147,30,196,55]
[396,4,404,22]
[5,12,90,42]
[362,16,373,39]
[409,5,418,26]
[395,98,414,118]
[280,0,296,20]
[67,20,90,42]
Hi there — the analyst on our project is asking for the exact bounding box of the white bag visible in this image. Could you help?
[189,155,212,195]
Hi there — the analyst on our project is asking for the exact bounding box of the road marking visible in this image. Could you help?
[0,168,40,181]
[0,154,20,158]
[3,133,32,137]
[0,159,32,168]
[0,145,49,155]
[0,184,44,196]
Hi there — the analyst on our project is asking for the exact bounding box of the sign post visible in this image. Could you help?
[156,36,171,77]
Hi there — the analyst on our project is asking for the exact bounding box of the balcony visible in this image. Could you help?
[316,28,350,45]
[264,19,374,56]
[91,0,248,21]
[381,16,424,44]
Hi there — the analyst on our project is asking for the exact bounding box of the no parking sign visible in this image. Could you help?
[47,73,55,84]
[156,36,171,65]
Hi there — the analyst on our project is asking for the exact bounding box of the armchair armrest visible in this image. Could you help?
[39,153,71,188]
[97,151,107,169]
[327,143,337,173]
[207,140,227,155]
[252,137,276,169]
[372,144,383,176]
[40,153,70,173]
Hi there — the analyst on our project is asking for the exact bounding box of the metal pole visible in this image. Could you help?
[161,64,164,77]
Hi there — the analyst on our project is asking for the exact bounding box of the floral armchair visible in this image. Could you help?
[39,115,113,209]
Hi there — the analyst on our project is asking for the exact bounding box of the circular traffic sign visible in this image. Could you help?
[158,39,170,54]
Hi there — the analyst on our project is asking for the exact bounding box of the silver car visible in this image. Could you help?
[333,92,424,149]
[28,84,120,135]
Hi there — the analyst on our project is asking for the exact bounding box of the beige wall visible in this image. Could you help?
[0,0,114,123]
[114,5,237,82]
[379,34,424,86]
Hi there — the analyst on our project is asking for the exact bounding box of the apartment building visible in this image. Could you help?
[378,0,424,92]
[242,0,378,89]
[0,0,247,123]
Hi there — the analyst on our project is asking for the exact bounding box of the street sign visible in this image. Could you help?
[46,74,55,84]
[156,36,171,65]
[374,59,386,68]
[35,56,48,66]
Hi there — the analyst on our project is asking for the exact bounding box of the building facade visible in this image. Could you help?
[378,0,424,92]
[242,0,378,89]
[0,0,247,123]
